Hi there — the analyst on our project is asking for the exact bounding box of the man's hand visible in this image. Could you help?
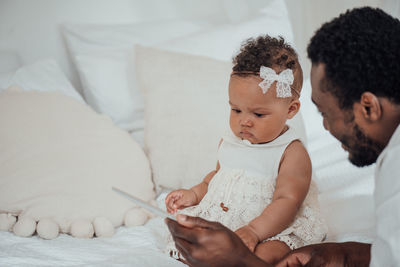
[165,214,272,267]
[234,225,259,252]
[165,189,198,213]
[275,242,371,267]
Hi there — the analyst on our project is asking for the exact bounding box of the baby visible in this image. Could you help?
[165,35,327,264]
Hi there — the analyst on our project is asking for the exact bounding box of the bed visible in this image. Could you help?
[0,195,185,267]
[0,1,377,266]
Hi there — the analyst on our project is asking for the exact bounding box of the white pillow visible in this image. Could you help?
[0,87,155,239]
[135,46,306,192]
[0,50,21,90]
[1,59,84,103]
[299,79,375,242]
[159,0,294,61]
[63,19,211,135]
[0,50,21,72]
[63,2,294,139]
[0,71,14,90]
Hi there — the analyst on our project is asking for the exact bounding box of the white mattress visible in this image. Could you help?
[0,216,184,267]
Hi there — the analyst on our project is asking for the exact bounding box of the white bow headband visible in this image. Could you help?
[232,66,298,98]
[259,66,294,97]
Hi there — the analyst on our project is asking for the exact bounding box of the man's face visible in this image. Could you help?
[310,64,383,167]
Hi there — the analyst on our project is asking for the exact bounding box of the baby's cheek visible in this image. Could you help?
[229,122,240,136]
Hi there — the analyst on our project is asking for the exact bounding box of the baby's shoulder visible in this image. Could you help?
[286,139,307,152]
[280,140,311,168]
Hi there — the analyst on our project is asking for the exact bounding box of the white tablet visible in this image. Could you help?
[112,187,176,221]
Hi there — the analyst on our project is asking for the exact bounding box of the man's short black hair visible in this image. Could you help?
[307,7,400,109]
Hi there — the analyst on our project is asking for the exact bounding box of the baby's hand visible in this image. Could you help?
[165,189,198,214]
[234,225,260,252]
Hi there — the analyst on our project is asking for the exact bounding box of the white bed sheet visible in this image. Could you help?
[0,216,183,267]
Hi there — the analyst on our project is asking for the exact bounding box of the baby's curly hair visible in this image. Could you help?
[308,7,400,109]
[232,35,303,95]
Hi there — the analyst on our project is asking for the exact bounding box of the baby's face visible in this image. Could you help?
[228,75,294,144]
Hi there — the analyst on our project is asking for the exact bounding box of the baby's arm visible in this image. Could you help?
[165,139,223,213]
[165,162,220,213]
[190,162,220,204]
[236,140,312,250]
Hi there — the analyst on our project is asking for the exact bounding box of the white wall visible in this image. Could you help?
[0,0,138,89]
[0,0,265,89]
[1,0,397,87]
[284,0,386,78]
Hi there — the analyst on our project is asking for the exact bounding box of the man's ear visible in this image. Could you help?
[287,99,300,119]
[359,92,381,121]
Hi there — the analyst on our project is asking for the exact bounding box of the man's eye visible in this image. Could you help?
[254,113,264,117]
[317,109,324,116]
[232,109,241,113]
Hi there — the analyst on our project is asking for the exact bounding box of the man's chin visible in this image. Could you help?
[348,152,377,167]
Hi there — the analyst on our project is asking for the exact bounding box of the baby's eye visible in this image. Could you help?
[254,113,264,117]
[232,108,241,113]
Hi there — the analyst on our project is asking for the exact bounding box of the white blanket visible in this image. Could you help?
[0,217,184,267]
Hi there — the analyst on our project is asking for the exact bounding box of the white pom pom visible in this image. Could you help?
[124,208,149,227]
[70,219,94,238]
[0,213,17,231]
[36,219,59,239]
[13,217,36,237]
[58,219,70,234]
[93,217,114,237]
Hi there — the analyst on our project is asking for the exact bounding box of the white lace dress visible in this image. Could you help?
[166,127,327,258]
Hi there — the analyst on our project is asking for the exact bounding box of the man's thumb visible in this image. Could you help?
[177,214,221,230]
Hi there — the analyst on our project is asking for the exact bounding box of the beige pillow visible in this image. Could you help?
[0,87,155,239]
[135,46,306,192]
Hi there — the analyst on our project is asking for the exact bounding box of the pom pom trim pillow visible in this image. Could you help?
[0,87,155,239]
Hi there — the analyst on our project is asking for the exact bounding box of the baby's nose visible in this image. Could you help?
[241,118,253,127]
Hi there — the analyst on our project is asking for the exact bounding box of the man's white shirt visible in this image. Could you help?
[370,124,400,267]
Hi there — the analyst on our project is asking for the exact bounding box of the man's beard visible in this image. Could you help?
[340,124,384,167]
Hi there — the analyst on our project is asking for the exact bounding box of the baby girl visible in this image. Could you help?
[165,35,327,264]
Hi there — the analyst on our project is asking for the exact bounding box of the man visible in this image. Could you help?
[166,7,400,267]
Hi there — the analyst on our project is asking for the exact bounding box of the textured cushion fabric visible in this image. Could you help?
[135,45,306,192]
[0,87,155,238]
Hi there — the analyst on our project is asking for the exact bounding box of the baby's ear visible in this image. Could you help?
[287,99,300,119]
